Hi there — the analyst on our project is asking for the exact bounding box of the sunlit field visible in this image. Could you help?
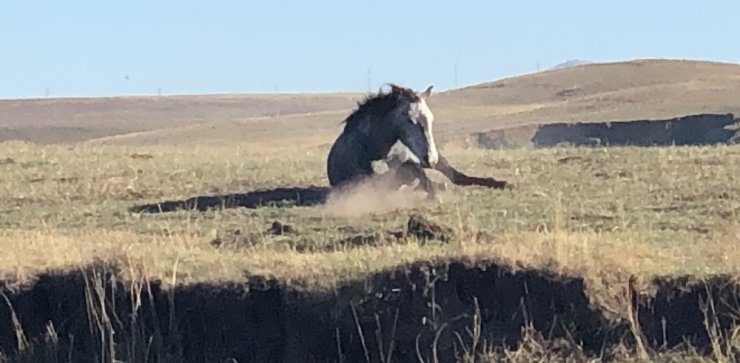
[1,140,739,361]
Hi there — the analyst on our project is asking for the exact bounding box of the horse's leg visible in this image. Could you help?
[395,161,440,199]
[433,154,507,189]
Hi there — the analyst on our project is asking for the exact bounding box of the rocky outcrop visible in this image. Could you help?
[532,113,738,148]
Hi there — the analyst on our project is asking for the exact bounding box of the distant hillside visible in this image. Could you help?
[0,93,360,143]
[2,58,740,147]
[431,58,740,140]
[550,59,594,70]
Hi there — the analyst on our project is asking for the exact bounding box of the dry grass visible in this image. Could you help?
[1,141,738,294]
[1,140,739,362]
[3,57,740,362]
[0,93,360,144]
[3,59,740,147]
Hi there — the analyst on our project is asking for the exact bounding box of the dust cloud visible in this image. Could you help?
[323,176,429,217]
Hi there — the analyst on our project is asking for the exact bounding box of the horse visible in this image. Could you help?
[130,84,506,214]
[327,84,507,198]
[326,84,443,196]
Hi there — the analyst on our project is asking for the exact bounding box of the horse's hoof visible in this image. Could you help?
[398,178,421,192]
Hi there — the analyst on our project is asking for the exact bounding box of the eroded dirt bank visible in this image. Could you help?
[0,261,738,362]
[531,113,738,148]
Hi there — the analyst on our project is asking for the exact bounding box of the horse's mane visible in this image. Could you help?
[342,84,419,128]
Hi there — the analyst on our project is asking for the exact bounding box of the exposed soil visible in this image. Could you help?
[268,221,296,236]
[1,260,738,362]
[472,113,740,149]
[207,216,455,253]
[531,113,738,148]
[406,214,455,242]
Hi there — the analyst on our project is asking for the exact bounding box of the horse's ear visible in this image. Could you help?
[421,85,434,99]
[378,83,392,94]
[389,84,403,94]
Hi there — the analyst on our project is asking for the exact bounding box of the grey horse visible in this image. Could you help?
[327,84,506,198]
[129,84,506,214]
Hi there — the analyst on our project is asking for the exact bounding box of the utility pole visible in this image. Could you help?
[366,67,372,92]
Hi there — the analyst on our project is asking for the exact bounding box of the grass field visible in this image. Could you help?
[2,141,738,286]
[5,59,740,148]
[2,58,740,361]
[1,140,739,361]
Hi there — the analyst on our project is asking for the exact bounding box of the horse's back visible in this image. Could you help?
[327,132,355,187]
[327,130,374,187]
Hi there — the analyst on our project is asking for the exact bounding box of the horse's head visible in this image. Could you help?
[390,84,439,168]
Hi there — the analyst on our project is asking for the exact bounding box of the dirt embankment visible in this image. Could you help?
[1,261,738,362]
[469,113,739,150]
[531,113,738,148]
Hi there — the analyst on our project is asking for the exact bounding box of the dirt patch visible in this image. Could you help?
[655,221,711,234]
[677,188,738,202]
[328,215,454,250]
[569,212,618,232]
[406,214,454,242]
[1,261,738,362]
[208,221,301,250]
[129,153,154,160]
[330,231,406,250]
[208,229,263,249]
[557,155,590,164]
[210,216,454,253]
[267,221,296,235]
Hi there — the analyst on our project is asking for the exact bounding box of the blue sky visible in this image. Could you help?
[1,1,738,99]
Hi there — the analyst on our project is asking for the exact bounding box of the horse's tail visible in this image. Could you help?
[129,186,331,213]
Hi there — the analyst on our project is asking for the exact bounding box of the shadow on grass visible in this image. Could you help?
[128,155,510,214]
[129,186,331,213]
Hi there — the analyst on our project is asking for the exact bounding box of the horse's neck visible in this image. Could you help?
[352,118,397,159]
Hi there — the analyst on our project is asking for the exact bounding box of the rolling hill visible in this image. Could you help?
[2,58,739,147]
